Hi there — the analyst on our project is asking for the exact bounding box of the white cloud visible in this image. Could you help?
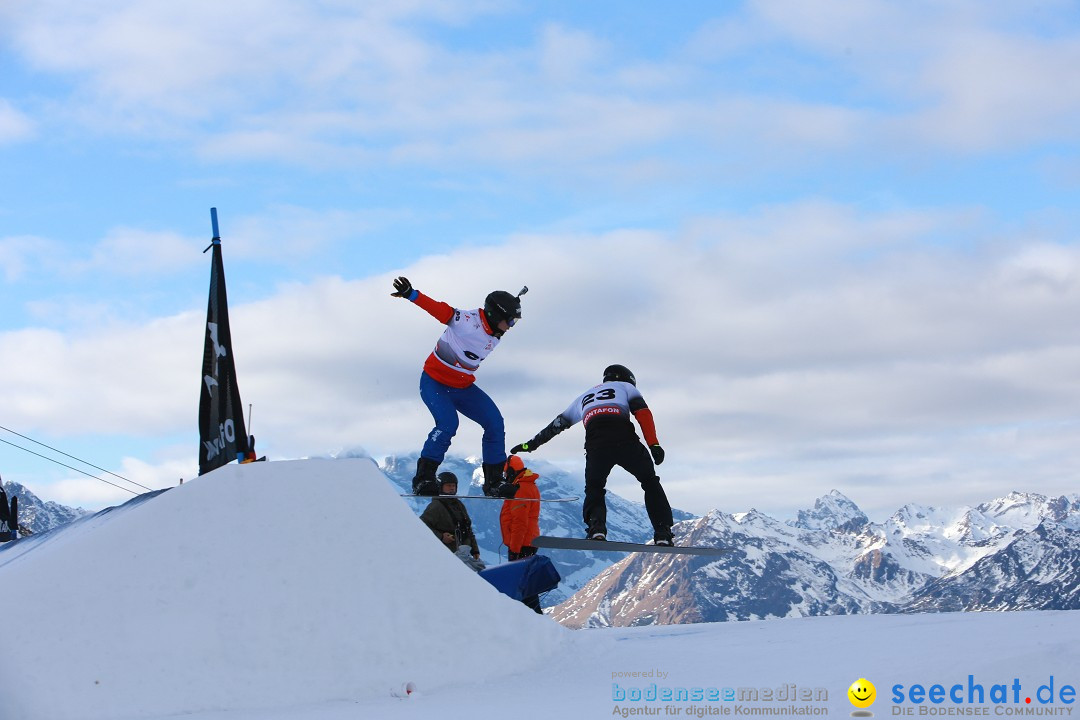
[7,202,1080,518]
[6,210,379,290]
[911,32,1080,150]
[10,0,1078,175]
[43,476,136,509]
[0,99,35,144]
[538,23,606,82]
[31,452,189,508]
[742,0,1080,151]
[1001,243,1078,289]
[0,313,202,437]
[80,227,202,276]
[2,0,502,134]
[223,205,383,261]
[0,235,55,281]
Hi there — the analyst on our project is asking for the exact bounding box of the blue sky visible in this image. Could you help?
[2,0,1080,521]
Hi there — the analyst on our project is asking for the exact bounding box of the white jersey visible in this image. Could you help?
[561,380,645,428]
[424,307,499,387]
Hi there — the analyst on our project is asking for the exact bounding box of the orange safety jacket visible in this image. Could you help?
[500,469,541,554]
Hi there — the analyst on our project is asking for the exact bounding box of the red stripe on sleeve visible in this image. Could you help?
[633,408,659,447]
[412,291,454,324]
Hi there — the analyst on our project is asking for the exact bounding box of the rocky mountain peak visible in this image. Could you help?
[789,489,869,532]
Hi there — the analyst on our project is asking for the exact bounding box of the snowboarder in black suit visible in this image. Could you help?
[511,364,674,545]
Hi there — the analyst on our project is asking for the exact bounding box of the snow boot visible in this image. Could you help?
[411,457,441,496]
[653,527,674,547]
[481,463,518,498]
[587,519,607,541]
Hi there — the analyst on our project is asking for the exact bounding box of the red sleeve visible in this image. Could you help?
[633,408,659,446]
[412,291,454,324]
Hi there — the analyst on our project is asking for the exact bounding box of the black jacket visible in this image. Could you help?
[420,497,479,555]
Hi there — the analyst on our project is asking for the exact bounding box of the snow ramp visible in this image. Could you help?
[0,458,567,720]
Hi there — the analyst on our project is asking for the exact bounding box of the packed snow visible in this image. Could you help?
[1,458,1078,720]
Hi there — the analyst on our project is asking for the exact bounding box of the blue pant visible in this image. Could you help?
[419,373,506,466]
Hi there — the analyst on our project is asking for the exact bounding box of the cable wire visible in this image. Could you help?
[0,425,154,494]
[0,438,139,496]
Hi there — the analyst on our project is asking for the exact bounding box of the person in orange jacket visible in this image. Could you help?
[500,455,540,561]
[499,455,544,613]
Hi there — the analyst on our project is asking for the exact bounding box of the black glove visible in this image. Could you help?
[510,442,531,454]
[650,444,665,465]
[391,276,413,298]
[507,549,521,561]
[519,545,538,557]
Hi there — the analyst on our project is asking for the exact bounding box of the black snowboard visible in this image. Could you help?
[400,494,578,502]
[531,535,730,556]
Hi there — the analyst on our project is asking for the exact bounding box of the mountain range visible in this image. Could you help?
[1,480,88,536]
[553,489,1080,627]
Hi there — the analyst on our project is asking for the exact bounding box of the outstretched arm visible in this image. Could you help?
[511,414,573,454]
[391,276,453,324]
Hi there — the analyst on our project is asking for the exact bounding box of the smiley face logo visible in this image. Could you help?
[848,678,876,709]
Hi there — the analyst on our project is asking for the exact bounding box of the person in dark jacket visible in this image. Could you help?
[511,364,674,546]
[420,472,481,564]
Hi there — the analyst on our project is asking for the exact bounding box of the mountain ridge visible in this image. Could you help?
[554,488,1080,627]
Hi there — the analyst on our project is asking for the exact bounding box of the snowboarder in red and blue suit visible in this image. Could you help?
[392,276,524,498]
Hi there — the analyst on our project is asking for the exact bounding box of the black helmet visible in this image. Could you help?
[484,290,522,330]
[603,364,636,386]
[437,471,459,488]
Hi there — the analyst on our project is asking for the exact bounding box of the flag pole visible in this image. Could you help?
[198,207,250,475]
[205,207,221,252]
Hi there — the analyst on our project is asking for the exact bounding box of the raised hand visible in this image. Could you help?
[391,276,413,298]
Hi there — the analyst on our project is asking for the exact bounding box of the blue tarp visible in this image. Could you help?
[479,554,561,601]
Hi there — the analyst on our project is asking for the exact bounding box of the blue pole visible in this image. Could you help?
[210,207,221,244]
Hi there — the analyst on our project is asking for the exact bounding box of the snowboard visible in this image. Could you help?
[400,494,578,503]
[531,535,730,556]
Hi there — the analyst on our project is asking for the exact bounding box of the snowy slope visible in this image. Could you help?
[0,458,565,720]
[28,611,1080,720]
[1,459,1078,720]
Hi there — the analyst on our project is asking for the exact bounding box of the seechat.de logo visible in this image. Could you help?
[848,678,876,717]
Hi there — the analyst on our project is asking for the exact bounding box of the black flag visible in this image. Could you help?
[198,208,249,475]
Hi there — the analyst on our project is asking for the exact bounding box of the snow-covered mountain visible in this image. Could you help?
[1,480,87,535]
[907,519,1080,612]
[379,453,695,603]
[554,489,1080,627]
